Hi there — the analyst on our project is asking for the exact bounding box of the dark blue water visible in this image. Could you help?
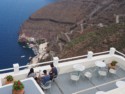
[0,0,57,70]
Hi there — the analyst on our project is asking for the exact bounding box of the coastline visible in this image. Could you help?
[20,39,52,64]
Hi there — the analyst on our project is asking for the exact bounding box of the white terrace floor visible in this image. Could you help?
[44,66,125,94]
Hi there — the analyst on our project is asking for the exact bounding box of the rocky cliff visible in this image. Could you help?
[19,0,125,59]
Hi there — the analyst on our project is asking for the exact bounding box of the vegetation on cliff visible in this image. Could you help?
[60,23,125,58]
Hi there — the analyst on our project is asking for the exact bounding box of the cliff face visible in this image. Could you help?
[19,0,125,58]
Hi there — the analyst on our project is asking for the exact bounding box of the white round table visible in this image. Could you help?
[116,81,125,88]
[73,64,85,71]
[95,61,106,68]
[96,91,105,94]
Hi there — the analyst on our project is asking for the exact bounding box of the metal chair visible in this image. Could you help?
[51,74,58,82]
[109,69,116,74]
[70,72,80,81]
[84,71,92,79]
[70,72,80,90]
[41,81,52,90]
[98,70,107,77]
[108,69,116,77]
[70,72,80,85]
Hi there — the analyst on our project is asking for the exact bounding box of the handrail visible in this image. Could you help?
[115,50,125,58]
[0,61,53,72]
[20,60,53,69]
[59,51,109,62]
[40,51,109,65]
[93,51,109,56]
[0,68,14,72]
[19,65,28,69]
[59,54,87,62]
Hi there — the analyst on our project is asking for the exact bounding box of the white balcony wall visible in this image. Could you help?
[113,55,125,70]
[0,54,125,86]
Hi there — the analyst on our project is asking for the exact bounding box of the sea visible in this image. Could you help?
[0,0,57,70]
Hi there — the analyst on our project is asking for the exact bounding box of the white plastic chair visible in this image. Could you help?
[70,72,80,81]
[109,69,116,74]
[70,72,80,90]
[84,71,92,79]
[98,71,107,77]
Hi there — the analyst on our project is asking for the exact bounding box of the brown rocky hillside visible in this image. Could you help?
[18,0,125,59]
[59,23,125,58]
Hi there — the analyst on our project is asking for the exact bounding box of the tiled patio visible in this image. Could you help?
[44,66,125,94]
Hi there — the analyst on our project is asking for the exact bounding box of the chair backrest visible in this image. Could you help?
[44,81,51,87]
[70,72,80,81]
[41,81,51,90]
[84,71,92,78]
[98,71,107,76]
[41,75,51,85]
[109,69,116,74]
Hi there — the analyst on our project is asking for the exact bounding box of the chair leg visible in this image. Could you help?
[75,81,78,91]
[49,88,51,94]
[45,88,51,94]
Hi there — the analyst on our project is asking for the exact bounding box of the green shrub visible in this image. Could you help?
[6,75,13,82]
[111,61,118,66]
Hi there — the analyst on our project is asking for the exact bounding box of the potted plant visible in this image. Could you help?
[111,60,118,66]
[5,75,14,84]
[108,60,118,70]
[12,80,24,94]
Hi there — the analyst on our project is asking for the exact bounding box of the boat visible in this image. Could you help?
[21,55,25,58]
[0,47,125,94]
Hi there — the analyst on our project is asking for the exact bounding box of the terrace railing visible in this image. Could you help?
[0,47,124,74]
[115,50,125,58]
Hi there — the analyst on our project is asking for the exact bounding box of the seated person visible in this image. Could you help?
[27,68,36,78]
[49,63,58,80]
[108,61,118,70]
[35,77,40,85]
[41,70,50,85]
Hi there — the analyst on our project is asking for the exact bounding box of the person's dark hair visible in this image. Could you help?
[43,70,47,74]
[28,68,34,76]
[50,63,54,68]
